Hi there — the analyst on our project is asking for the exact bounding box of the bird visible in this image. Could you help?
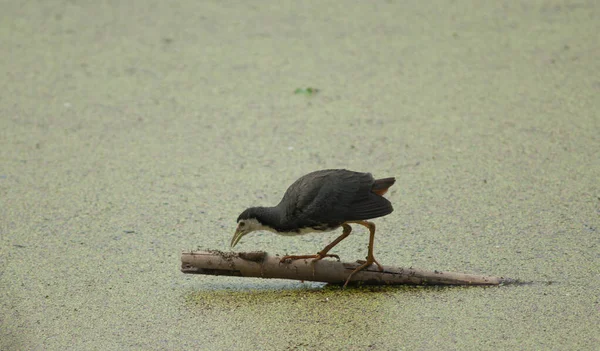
[230,169,395,287]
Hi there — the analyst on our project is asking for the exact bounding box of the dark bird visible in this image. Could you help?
[231,169,395,287]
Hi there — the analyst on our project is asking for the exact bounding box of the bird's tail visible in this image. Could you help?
[371,177,396,196]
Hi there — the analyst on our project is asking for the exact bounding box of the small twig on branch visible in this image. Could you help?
[181,250,516,286]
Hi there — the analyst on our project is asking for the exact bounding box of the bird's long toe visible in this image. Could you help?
[356,257,383,271]
[279,253,340,264]
[372,257,384,271]
[279,254,319,263]
[343,256,384,288]
[313,253,340,262]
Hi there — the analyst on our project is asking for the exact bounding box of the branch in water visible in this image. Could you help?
[181,250,516,286]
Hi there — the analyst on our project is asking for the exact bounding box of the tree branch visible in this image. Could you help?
[181,250,515,286]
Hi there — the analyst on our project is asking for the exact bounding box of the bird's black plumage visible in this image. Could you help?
[238,169,395,233]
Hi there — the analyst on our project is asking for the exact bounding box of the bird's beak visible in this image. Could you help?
[230,227,245,248]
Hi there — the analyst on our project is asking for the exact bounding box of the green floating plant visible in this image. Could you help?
[294,87,320,95]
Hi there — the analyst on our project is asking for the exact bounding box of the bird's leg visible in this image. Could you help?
[353,221,383,271]
[279,224,352,263]
[343,220,383,288]
[312,223,352,262]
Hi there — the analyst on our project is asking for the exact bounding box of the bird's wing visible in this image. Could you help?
[343,193,394,220]
[303,170,364,223]
[278,169,392,227]
[324,171,393,221]
[279,170,345,219]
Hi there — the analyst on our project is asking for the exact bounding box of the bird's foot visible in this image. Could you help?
[356,258,384,271]
[279,254,315,263]
[343,257,384,288]
[313,253,340,262]
[279,253,339,264]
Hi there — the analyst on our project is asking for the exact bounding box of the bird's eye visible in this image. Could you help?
[239,222,245,227]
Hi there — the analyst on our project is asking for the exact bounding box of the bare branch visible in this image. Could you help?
[181,250,515,286]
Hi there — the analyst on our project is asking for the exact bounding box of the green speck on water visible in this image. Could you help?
[294,87,320,95]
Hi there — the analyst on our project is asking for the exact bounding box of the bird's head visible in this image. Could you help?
[230,208,267,248]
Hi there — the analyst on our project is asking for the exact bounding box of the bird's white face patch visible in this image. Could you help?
[237,218,268,235]
[232,218,266,247]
